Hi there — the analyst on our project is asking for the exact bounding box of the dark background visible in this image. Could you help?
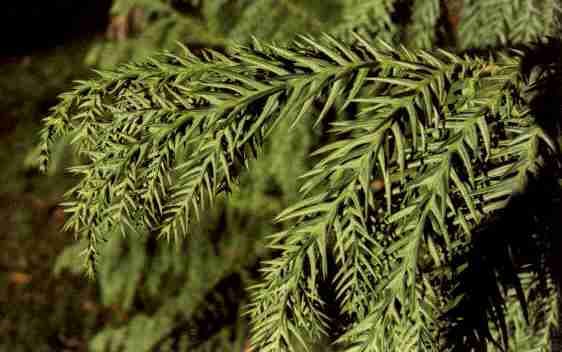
[0,2,112,350]
[1,1,111,57]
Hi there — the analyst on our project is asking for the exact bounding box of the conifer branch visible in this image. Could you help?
[246,40,558,351]
[39,10,562,348]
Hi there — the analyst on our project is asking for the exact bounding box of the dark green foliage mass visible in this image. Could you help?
[40,0,562,351]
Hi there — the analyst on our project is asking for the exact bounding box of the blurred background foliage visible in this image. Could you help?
[0,12,103,351]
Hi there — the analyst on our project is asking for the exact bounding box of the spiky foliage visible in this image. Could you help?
[40,1,562,351]
[52,111,313,351]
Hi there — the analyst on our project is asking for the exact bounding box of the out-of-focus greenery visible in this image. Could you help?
[85,0,346,68]
[0,41,99,351]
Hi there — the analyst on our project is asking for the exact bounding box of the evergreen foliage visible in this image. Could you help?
[41,0,562,351]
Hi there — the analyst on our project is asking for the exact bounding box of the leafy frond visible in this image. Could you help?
[41,34,383,275]
[39,9,562,351]
[246,40,559,351]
